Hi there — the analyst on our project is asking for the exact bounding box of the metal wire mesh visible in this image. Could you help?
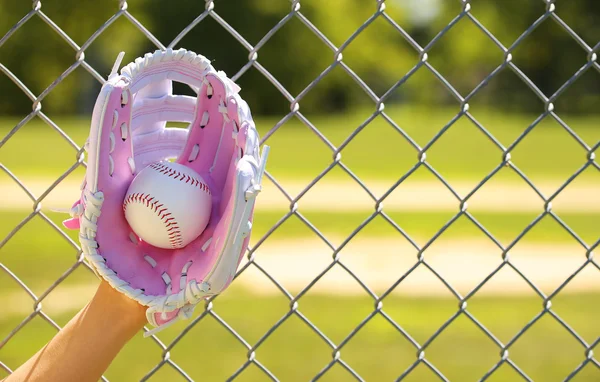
[1,0,599,381]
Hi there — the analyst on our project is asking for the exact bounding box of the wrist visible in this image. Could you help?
[92,280,147,334]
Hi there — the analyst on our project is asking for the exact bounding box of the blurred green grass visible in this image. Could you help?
[0,289,598,381]
[1,106,598,183]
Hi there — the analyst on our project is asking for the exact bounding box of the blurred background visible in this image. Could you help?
[0,0,599,381]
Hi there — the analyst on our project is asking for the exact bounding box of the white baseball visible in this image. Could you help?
[123,161,212,249]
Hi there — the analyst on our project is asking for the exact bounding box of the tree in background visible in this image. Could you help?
[0,0,598,117]
[0,0,151,115]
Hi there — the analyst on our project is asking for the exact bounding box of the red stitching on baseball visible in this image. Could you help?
[123,192,183,248]
[148,162,211,195]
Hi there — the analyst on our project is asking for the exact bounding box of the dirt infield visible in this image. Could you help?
[5,237,597,317]
[1,177,599,212]
[237,237,598,297]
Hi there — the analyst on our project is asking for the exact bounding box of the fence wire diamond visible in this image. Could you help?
[1,0,599,381]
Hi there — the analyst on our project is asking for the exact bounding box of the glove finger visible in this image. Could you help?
[173,71,263,295]
[86,79,135,195]
[81,78,166,298]
[176,73,236,195]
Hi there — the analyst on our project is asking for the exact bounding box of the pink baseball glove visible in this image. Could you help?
[63,49,269,335]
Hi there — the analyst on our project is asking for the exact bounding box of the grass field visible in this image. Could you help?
[1,108,599,381]
[1,105,599,184]
[0,287,598,381]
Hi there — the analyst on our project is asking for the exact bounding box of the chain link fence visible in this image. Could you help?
[1,0,599,380]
